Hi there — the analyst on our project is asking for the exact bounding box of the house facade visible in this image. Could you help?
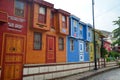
[26,1,70,64]
[83,24,93,61]
[0,0,29,80]
[67,15,80,62]
[0,0,70,80]
[0,0,106,80]
[87,25,94,62]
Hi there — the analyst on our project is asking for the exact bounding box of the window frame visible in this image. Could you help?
[38,6,46,24]
[33,32,42,50]
[14,0,25,17]
[85,42,89,52]
[58,37,64,50]
[62,15,67,28]
[73,20,77,27]
[50,11,54,28]
[79,25,83,38]
[70,39,74,51]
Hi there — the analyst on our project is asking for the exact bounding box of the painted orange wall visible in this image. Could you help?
[25,3,67,64]
[26,30,67,64]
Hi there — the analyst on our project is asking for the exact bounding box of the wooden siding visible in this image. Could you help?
[0,0,28,66]
[89,42,94,62]
[26,3,67,64]
[26,30,67,63]
[67,37,79,62]
[69,15,80,38]
[84,42,90,61]
[55,10,70,35]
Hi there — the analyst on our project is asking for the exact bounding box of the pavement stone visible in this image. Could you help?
[53,66,119,80]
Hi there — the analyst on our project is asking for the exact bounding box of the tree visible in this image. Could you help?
[112,17,120,46]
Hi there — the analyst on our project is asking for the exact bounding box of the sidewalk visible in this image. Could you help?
[53,66,119,80]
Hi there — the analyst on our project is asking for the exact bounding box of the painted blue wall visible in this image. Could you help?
[67,37,79,62]
[84,41,90,61]
[86,25,93,42]
[69,15,80,38]
[80,22,87,41]
[67,15,93,62]
[67,15,80,62]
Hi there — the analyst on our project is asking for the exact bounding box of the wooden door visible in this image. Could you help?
[1,34,24,80]
[46,35,56,63]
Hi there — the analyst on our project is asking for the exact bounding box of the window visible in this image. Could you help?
[80,44,82,50]
[59,37,64,50]
[88,28,91,37]
[74,27,77,32]
[34,32,42,50]
[88,32,90,37]
[15,0,25,17]
[86,42,89,52]
[90,45,93,52]
[50,12,54,28]
[74,20,77,32]
[38,6,46,24]
[80,31,82,37]
[62,15,66,28]
[80,43,83,51]
[70,39,74,51]
[73,20,77,27]
[80,26,83,37]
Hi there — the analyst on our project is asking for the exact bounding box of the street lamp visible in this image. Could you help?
[92,0,97,70]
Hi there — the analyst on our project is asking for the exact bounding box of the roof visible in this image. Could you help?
[33,0,54,8]
[70,15,80,21]
[56,9,70,16]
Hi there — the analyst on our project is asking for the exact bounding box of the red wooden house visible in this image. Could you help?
[0,0,70,80]
[0,0,29,80]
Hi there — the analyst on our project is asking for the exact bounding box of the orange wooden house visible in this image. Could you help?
[26,0,70,64]
[0,0,70,80]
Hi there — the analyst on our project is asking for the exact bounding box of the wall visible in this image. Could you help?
[26,30,67,64]
[67,37,79,62]
[89,42,94,62]
[0,0,28,66]
[26,2,67,64]
[23,62,94,80]
[23,61,118,80]
[84,42,90,61]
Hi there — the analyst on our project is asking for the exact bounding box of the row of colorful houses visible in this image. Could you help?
[67,15,93,62]
[0,0,108,80]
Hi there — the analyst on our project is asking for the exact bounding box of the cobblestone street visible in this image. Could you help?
[86,68,120,80]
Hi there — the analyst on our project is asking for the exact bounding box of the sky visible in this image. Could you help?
[45,0,120,32]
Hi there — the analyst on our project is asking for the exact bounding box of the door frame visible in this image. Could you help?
[46,35,56,63]
[1,33,26,80]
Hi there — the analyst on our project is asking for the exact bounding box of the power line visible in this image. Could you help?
[95,4,120,18]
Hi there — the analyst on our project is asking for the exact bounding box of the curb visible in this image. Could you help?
[79,66,119,80]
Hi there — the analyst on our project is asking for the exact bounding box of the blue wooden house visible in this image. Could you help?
[83,23,93,61]
[67,15,84,62]
[78,21,86,62]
